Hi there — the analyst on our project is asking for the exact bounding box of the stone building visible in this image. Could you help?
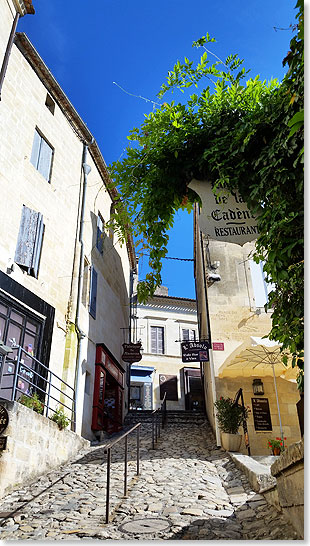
[0,0,136,440]
[193,202,301,455]
[130,286,203,411]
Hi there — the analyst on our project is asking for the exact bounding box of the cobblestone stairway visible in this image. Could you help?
[0,416,299,540]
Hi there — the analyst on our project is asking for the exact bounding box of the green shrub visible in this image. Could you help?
[50,407,70,430]
[214,396,248,434]
[19,392,44,414]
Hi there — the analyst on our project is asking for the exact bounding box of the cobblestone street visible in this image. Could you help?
[0,419,299,540]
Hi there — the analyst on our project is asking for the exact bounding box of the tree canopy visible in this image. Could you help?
[109,2,304,389]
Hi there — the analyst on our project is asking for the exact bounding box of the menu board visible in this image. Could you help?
[251,398,272,431]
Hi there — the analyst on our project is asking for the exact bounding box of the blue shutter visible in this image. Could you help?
[89,267,97,319]
[30,129,41,169]
[15,206,44,277]
[37,138,53,181]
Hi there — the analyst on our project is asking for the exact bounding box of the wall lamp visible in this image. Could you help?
[252,378,264,395]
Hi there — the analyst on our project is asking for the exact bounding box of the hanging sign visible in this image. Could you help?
[188,179,260,245]
[0,405,9,435]
[122,342,142,363]
[181,341,209,363]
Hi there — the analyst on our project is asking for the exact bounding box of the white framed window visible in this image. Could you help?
[182,328,196,341]
[249,260,275,308]
[30,128,53,182]
[150,326,164,354]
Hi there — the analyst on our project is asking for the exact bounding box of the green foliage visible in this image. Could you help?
[109,4,303,388]
[214,397,248,434]
[19,392,44,414]
[50,407,70,430]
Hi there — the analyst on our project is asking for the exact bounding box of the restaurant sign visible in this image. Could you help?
[181,341,209,363]
[122,342,142,363]
[188,179,260,246]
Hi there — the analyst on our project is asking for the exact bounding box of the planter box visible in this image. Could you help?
[221,432,242,452]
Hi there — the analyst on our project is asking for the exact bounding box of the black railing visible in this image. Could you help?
[104,423,141,523]
[0,344,75,428]
[151,392,167,449]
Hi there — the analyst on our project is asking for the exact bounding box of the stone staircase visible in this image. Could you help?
[124,409,208,428]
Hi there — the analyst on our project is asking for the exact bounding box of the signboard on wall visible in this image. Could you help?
[181,341,209,363]
[251,397,272,431]
[188,179,259,245]
[212,342,225,351]
[159,375,178,401]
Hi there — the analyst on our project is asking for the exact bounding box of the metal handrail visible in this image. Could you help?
[6,345,76,426]
[104,423,141,524]
[151,392,167,449]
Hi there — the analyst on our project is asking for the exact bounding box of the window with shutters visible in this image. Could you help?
[30,128,54,182]
[15,205,44,278]
[182,328,196,341]
[150,326,164,354]
[89,266,97,319]
[96,213,104,254]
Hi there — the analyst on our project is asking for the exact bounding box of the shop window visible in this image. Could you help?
[89,266,97,319]
[182,328,196,341]
[150,326,164,354]
[15,205,44,279]
[30,128,54,182]
[96,213,104,254]
[45,93,55,115]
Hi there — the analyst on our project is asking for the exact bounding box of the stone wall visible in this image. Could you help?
[0,400,89,499]
[271,439,304,538]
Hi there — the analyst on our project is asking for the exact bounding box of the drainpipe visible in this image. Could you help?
[73,142,92,433]
[0,13,20,100]
[200,233,221,445]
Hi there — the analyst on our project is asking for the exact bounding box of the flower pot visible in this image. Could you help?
[221,432,242,452]
[272,447,281,456]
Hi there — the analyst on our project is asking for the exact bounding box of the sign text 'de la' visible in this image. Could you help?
[188,179,259,246]
[122,342,142,363]
[181,341,209,363]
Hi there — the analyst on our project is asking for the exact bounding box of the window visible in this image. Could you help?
[45,94,55,115]
[82,257,90,307]
[182,328,196,341]
[150,326,164,354]
[96,213,104,254]
[15,205,44,278]
[89,266,97,319]
[30,128,53,182]
[249,260,275,308]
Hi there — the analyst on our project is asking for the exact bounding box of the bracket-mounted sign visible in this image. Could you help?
[122,342,142,363]
[181,341,210,363]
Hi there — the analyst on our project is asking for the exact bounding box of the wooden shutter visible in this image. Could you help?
[159,374,178,401]
[182,329,189,341]
[37,138,53,181]
[89,267,97,319]
[15,206,44,278]
[30,129,41,169]
[151,326,157,353]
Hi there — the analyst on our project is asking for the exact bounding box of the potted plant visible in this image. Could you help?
[214,396,248,452]
[268,437,286,455]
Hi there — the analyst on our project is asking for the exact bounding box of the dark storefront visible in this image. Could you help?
[182,367,204,410]
[92,344,125,435]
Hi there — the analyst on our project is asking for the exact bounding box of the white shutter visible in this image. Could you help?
[151,327,157,353]
[189,330,196,341]
[15,206,44,277]
[182,329,189,341]
[37,137,53,181]
[157,327,164,354]
[30,129,41,169]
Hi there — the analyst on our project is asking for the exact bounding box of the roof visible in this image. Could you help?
[14,33,136,271]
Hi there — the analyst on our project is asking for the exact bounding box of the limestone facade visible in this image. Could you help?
[0,0,135,441]
[131,289,201,411]
[193,204,301,454]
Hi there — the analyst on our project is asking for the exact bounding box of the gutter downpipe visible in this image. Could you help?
[73,142,92,433]
[0,13,20,100]
[200,232,221,446]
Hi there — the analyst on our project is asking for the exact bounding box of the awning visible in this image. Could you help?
[218,336,297,380]
[130,365,154,384]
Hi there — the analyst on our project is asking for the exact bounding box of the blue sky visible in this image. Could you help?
[19,1,297,299]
